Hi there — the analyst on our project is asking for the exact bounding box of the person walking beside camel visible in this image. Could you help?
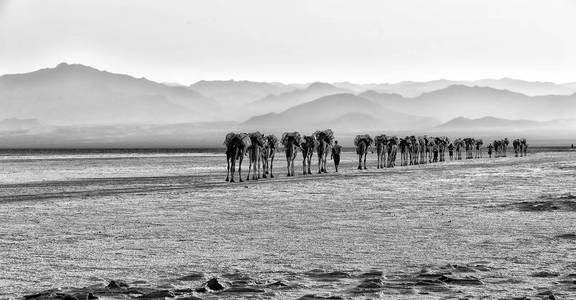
[331,140,342,172]
[487,143,494,158]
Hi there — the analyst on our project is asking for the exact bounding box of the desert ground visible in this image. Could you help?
[1,148,575,299]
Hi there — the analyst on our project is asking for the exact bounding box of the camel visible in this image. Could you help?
[281,132,301,177]
[521,138,528,156]
[474,139,483,159]
[493,138,509,158]
[399,137,410,166]
[224,132,251,183]
[261,134,278,178]
[375,134,389,169]
[440,137,450,162]
[453,138,463,160]
[492,140,500,157]
[513,138,528,157]
[314,129,334,173]
[300,135,317,175]
[387,136,399,167]
[513,139,521,157]
[409,136,419,165]
[502,138,509,157]
[354,134,373,170]
[246,132,265,181]
[418,136,427,164]
[426,137,435,163]
[463,138,475,159]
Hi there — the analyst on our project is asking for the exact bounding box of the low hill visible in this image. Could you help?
[435,117,541,130]
[249,82,351,114]
[362,85,576,122]
[243,93,439,130]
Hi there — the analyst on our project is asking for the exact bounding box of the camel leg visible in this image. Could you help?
[270,156,275,178]
[230,158,236,183]
[307,156,312,174]
[238,154,244,182]
[303,157,307,175]
[363,154,367,170]
[246,156,251,181]
[257,151,261,179]
[226,156,230,182]
[254,151,259,180]
[318,155,322,174]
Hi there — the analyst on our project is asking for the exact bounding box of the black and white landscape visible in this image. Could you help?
[1,1,576,299]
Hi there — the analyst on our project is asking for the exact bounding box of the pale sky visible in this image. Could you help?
[0,0,575,84]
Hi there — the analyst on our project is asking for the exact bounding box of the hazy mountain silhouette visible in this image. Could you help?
[249,82,352,114]
[243,93,439,130]
[189,80,297,105]
[345,78,575,97]
[564,82,576,90]
[471,78,575,96]
[362,85,576,122]
[0,118,44,133]
[0,63,218,125]
[1,64,575,147]
[436,116,541,130]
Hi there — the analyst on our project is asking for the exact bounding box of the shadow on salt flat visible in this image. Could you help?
[498,193,576,212]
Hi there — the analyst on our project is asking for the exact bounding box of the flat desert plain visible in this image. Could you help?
[0,149,575,299]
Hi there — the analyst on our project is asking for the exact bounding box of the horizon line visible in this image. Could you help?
[1,62,575,86]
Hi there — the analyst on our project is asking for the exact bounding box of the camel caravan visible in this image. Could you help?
[224,130,528,183]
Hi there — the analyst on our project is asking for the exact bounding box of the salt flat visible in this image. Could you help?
[1,150,575,299]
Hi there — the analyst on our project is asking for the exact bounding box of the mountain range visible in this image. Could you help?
[0,63,575,147]
[243,93,439,130]
[0,63,218,125]
[335,78,576,97]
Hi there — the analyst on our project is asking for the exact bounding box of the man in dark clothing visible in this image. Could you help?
[487,143,494,158]
[447,143,454,160]
[331,140,342,172]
